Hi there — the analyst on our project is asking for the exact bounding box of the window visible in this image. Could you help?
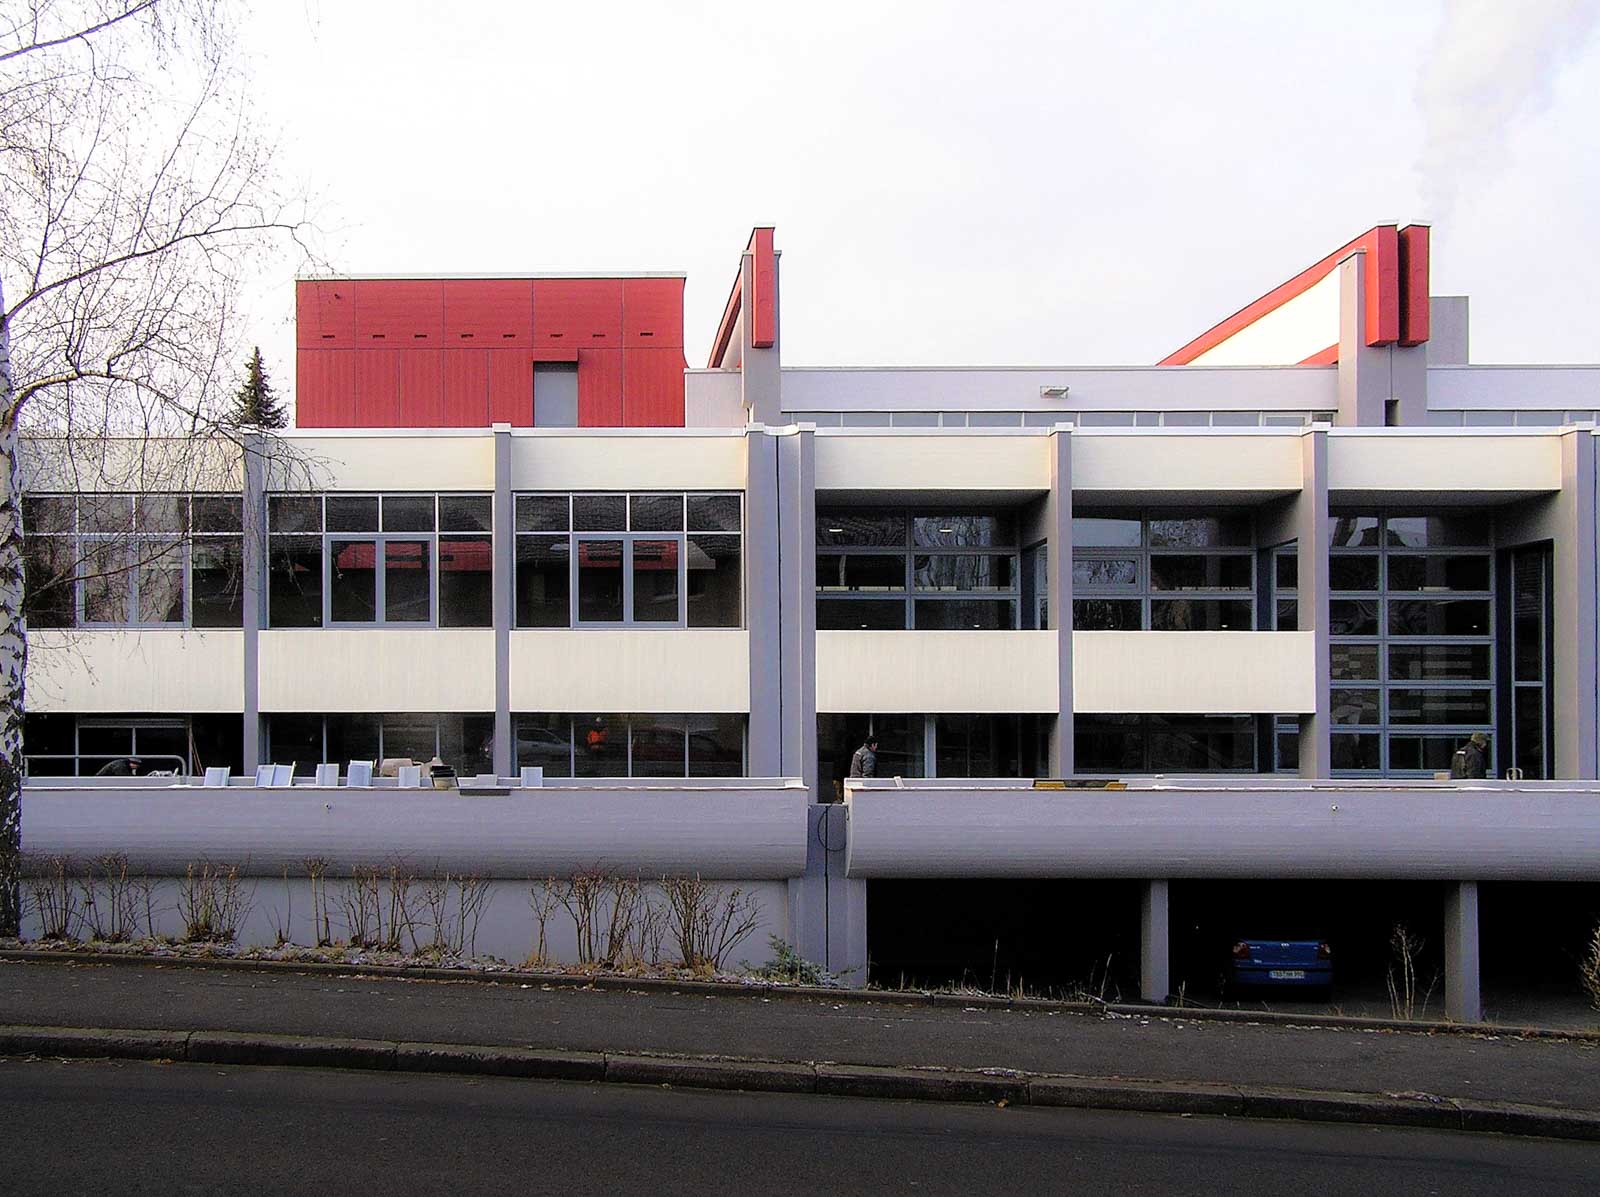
[267,493,492,628]
[22,494,243,629]
[514,713,745,777]
[514,493,742,628]
[266,713,494,778]
[816,510,1021,629]
[1072,510,1255,631]
[23,714,242,777]
[1075,714,1257,772]
[1327,511,1495,776]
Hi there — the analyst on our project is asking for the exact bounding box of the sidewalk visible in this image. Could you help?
[3,955,1597,1119]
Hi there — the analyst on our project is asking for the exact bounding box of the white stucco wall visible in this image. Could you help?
[1073,631,1315,714]
[27,630,245,713]
[508,432,747,490]
[510,629,750,712]
[276,432,495,491]
[816,631,1058,713]
[1072,432,1304,494]
[813,432,1051,492]
[259,629,496,712]
[1327,431,1562,493]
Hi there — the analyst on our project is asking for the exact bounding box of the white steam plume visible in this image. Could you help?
[1418,0,1600,223]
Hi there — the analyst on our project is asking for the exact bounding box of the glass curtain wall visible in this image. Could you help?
[816,511,1022,630]
[266,494,493,628]
[24,713,243,777]
[1072,511,1255,630]
[512,714,745,778]
[1325,513,1496,775]
[22,494,244,628]
[265,714,495,777]
[514,493,742,628]
[816,714,1047,801]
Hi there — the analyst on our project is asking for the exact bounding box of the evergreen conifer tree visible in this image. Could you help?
[228,346,287,429]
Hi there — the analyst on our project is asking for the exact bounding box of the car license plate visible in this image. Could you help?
[1268,969,1306,980]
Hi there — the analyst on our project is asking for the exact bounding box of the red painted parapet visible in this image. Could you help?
[295,275,685,428]
[750,228,776,349]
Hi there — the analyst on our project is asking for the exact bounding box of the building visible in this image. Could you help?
[19,224,1600,1019]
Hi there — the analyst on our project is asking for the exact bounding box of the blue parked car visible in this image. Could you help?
[1229,938,1332,995]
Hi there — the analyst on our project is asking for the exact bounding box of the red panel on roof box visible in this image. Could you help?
[295,349,355,426]
[623,347,686,426]
[397,349,444,427]
[441,349,491,425]
[1399,225,1430,347]
[443,279,533,347]
[297,281,356,349]
[354,349,402,426]
[750,228,776,348]
[354,279,443,343]
[577,348,623,427]
[535,279,623,346]
[623,278,685,348]
[487,348,532,425]
[1364,226,1400,347]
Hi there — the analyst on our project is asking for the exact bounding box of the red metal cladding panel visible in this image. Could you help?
[1363,226,1400,346]
[443,279,534,347]
[534,278,623,347]
[1399,225,1431,347]
[297,281,356,349]
[294,349,356,426]
[622,346,686,426]
[353,349,403,426]
[750,228,776,348]
[488,348,533,425]
[577,348,624,427]
[622,277,686,348]
[397,349,444,427]
[441,348,491,426]
[354,279,444,344]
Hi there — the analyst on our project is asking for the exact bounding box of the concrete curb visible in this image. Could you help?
[2,1023,1596,1142]
[6,948,1598,1044]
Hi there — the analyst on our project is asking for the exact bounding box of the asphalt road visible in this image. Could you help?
[4,1057,1598,1196]
[3,958,1598,1112]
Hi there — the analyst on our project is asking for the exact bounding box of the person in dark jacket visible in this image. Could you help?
[95,756,143,777]
[1450,732,1489,779]
[848,736,879,779]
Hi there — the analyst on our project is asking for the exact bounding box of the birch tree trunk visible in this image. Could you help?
[0,278,21,935]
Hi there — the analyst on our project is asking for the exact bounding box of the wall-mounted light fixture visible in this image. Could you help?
[1040,385,1070,399]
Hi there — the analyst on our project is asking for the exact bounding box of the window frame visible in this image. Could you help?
[267,492,494,629]
[513,491,744,629]
[1072,509,1257,631]
[815,508,1022,631]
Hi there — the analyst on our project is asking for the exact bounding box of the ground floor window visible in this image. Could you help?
[1074,714,1257,773]
[24,714,243,777]
[514,713,745,778]
[816,713,1049,799]
[265,713,494,778]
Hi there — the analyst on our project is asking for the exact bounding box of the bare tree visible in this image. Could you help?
[0,1,313,933]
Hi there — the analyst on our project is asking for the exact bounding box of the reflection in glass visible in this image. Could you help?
[330,539,377,622]
[384,540,431,622]
[577,539,624,622]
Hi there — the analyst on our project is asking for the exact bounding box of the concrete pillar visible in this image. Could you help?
[822,805,868,985]
[1336,249,1428,427]
[785,805,829,967]
[740,251,782,425]
[1553,430,1597,779]
[240,431,266,771]
[1047,429,1073,775]
[777,429,817,789]
[491,425,513,778]
[1443,881,1482,1023]
[745,431,783,776]
[1140,879,1170,1004]
[1297,431,1332,777]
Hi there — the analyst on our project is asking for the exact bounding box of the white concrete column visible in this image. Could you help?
[1140,879,1170,1004]
[1443,881,1482,1023]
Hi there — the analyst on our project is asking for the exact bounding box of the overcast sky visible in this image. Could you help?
[238,1,1600,394]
